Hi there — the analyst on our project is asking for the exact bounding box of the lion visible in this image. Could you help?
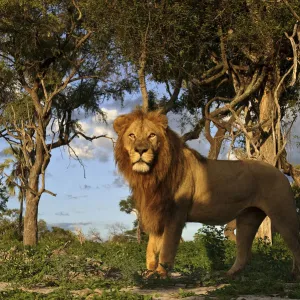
[113,109,300,278]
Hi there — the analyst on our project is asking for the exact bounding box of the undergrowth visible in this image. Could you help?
[0,226,299,299]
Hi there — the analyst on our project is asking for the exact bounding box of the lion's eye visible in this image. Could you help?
[129,133,136,140]
[148,133,156,139]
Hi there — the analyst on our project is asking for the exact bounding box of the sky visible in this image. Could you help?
[3,89,300,241]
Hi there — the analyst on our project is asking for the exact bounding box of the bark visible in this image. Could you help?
[138,26,149,112]
[255,80,275,243]
[138,62,149,112]
[24,166,40,245]
[291,166,300,186]
[207,127,226,159]
[23,192,39,245]
[23,128,48,245]
[18,193,24,238]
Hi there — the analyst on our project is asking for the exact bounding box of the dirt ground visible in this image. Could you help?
[0,281,297,299]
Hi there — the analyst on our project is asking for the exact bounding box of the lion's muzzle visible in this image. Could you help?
[134,145,149,155]
[131,144,154,173]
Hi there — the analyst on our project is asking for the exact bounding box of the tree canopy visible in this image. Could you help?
[0,0,136,245]
[0,0,300,245]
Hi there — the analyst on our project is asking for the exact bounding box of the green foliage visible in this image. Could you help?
[119,196,135,215]
[97,242,146,284]
[194,225,227,270]
[95,290,152,300]
[0,219,297,298]
[41,227,76,244]
[174,241,211,276]
[292,183,300,216]
[1,95,35,125]
[0,209,22,241]
[178,288,196,298]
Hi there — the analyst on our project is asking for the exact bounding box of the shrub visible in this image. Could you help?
[194,225,227,270]
[175,240,211,276]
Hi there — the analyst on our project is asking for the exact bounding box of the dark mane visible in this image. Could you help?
[114,110,187,234]
[188,147,207,163]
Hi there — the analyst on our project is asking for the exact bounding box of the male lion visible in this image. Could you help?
[113,109,300,278]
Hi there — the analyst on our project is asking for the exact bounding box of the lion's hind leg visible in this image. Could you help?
[227,207,266,277]
[267,205,300,277]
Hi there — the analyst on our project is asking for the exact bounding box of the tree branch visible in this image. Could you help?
[283,0,300,22]
[191,27,229,86]
[210,66,266,118]
[162,75,183,113]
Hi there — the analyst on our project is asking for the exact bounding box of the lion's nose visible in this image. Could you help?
[135,146,148,155]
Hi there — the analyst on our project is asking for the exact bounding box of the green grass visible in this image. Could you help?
[0,228,298,299]
[0,289,153,300]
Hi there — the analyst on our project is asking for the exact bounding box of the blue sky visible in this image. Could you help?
[3,90,300,241]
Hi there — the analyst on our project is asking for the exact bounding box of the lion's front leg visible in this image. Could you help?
[155,217,185,278]
[146,234,163,272]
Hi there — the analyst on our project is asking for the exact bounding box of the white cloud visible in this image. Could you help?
[101,108,119,123]
[70,144,95,159]
[68,108,118,161]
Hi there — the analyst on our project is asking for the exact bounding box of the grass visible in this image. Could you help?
[0,228,299,299]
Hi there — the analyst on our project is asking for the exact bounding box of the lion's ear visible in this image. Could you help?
[148,110,168,129]
[113,115,130,135]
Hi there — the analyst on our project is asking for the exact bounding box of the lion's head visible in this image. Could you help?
[113,109,169,174]
[113,109,187,234]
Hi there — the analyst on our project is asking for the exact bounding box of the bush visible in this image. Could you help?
[175,240,211,276]
[0,209,21,241]
[194,225,227,270]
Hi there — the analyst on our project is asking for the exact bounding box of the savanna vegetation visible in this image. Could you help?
[1,0,300,298]
[0,207,300,299]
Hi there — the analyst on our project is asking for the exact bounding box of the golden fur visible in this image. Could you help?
[114,109,189,234]
[114,109,300,278]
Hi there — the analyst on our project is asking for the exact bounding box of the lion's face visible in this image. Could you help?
[114,110,168,174]
[123,119,162,173]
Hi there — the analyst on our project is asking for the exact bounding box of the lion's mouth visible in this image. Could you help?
[132,160,151,173]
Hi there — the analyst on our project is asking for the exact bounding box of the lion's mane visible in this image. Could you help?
[114,110,193,234]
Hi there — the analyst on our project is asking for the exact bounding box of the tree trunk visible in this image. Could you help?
[256,80,275,243]
[138,40,149,112]
[207,127,226,159]
[291,166,300,186]
[23,151,42,246]
[23,192,39,245]
[18,193,24,239]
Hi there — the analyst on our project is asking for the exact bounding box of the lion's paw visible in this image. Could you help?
[143,269,168,279]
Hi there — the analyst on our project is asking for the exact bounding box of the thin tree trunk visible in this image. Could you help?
[207,127,226,159]
[256,80,274,243]
[18,192,24,238]
[23,193,39,245]
[138,45,149,112]
[23,134,44,246]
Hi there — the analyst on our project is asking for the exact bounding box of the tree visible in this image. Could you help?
[0,147,27,237]
[119,195,142,243]
[106,222,129,242]
[107,0,300,242]
[0,209,20,241]
[0,0,134,245]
